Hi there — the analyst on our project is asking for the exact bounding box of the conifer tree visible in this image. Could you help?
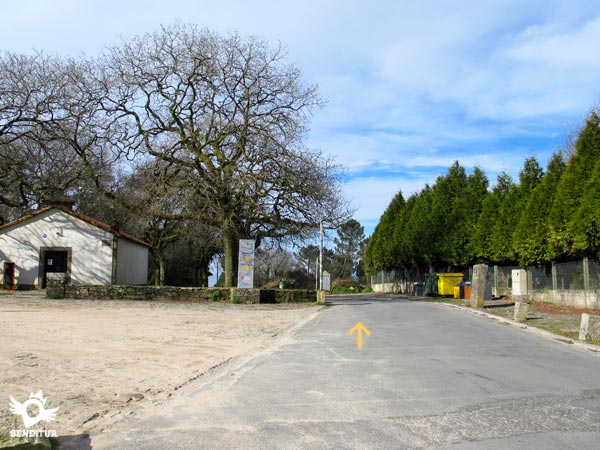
[549,112,600,258]
[473,172,516,264]
[571,158,600,256]
[391,194,418,269]
[403,185,437,270]
[365,191,404,272]
[513,153,565,266]
[489,172,519,264]
[431,162,469,268]
[464,167,489,263]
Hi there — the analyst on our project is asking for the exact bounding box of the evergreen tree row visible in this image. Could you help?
[365,112,600,273]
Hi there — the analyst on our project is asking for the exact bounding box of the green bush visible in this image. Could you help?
[211,289,224,301]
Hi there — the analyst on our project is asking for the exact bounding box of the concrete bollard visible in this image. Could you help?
[513,302,529,322]
[316,291,326,305]
[512,269,527,301]
[470,264,487,308]
[579,313,600,341]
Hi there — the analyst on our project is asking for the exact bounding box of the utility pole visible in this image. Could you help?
[315,257,319,290]
[318,221,325,304]
[319,221,324,291]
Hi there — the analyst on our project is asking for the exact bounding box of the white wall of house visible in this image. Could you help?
[116,238,149,285]
[0,209,114,287]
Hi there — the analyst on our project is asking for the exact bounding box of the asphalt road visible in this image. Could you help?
[97,296,600,450]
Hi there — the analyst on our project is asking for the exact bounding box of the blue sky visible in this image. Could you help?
[2,0,600,235]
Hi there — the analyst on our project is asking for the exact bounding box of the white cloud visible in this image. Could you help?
[1,0,599,230]
[505,16,600,70]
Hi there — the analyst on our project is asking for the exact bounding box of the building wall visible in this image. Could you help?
[116,238,149,285]
[0,209,114,287]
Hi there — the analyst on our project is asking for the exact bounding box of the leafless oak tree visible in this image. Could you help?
[0,24,350,286]
[99,24,350,286]
[0,52,119,213]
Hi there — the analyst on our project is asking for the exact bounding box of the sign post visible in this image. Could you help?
[237,239,255,288]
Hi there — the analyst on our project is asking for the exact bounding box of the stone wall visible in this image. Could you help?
[530,290,600,310]
[48,283,229,302]
[372,281,413,294]
[47,281,316,304]
[230,288,260,304]
[270,289,317,303]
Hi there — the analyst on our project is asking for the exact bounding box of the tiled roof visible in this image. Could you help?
[0,205,152,248]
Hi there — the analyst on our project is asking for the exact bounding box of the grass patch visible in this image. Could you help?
[211,289,225,302]
[530,323,579,340]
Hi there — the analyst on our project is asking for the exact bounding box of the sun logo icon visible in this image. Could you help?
[9,391,59,428]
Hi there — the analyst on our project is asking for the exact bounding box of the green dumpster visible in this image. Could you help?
[424,273,438,296]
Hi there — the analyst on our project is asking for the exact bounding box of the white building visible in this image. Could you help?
[0,206,150,290]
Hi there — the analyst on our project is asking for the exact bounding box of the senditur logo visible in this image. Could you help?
[9,390,59,428]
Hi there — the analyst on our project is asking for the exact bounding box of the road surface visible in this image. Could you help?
[95,295,600,449]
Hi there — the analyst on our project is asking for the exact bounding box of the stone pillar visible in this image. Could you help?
[579,313,600,341]
[316,290,326,305]
[513,302,529,322]
[46,272,67,299]
[470,264,487,308]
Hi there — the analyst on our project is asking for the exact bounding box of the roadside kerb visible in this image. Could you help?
[440,302,600,355]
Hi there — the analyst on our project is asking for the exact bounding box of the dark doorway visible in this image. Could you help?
[3,262,15,290]
[42,250,69,288]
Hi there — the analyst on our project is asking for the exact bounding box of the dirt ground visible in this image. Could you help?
[0,291,320,436]
[473,299,600,342]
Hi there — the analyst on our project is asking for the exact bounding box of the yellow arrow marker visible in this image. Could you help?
[348,322,371,349]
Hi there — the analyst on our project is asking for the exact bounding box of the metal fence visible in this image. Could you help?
[370,268,422,285]
[371,257,600,295]
[527,265,553,290]
[590,259,600,290]
[520,259,599,292]
[491,265,519,296]
[370,268,423,294]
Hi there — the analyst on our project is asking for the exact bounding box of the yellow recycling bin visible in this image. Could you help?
[438,273,464,296]
[453,283,461,299]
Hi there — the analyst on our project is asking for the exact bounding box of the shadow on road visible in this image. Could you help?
[51,434,92,450]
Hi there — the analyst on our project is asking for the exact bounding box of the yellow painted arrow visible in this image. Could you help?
[348,322,371,349]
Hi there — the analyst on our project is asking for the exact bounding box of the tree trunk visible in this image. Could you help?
[223,228,238,287]
[159,257,166,286]
[151,251,161,286]
[198,257,210,287]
